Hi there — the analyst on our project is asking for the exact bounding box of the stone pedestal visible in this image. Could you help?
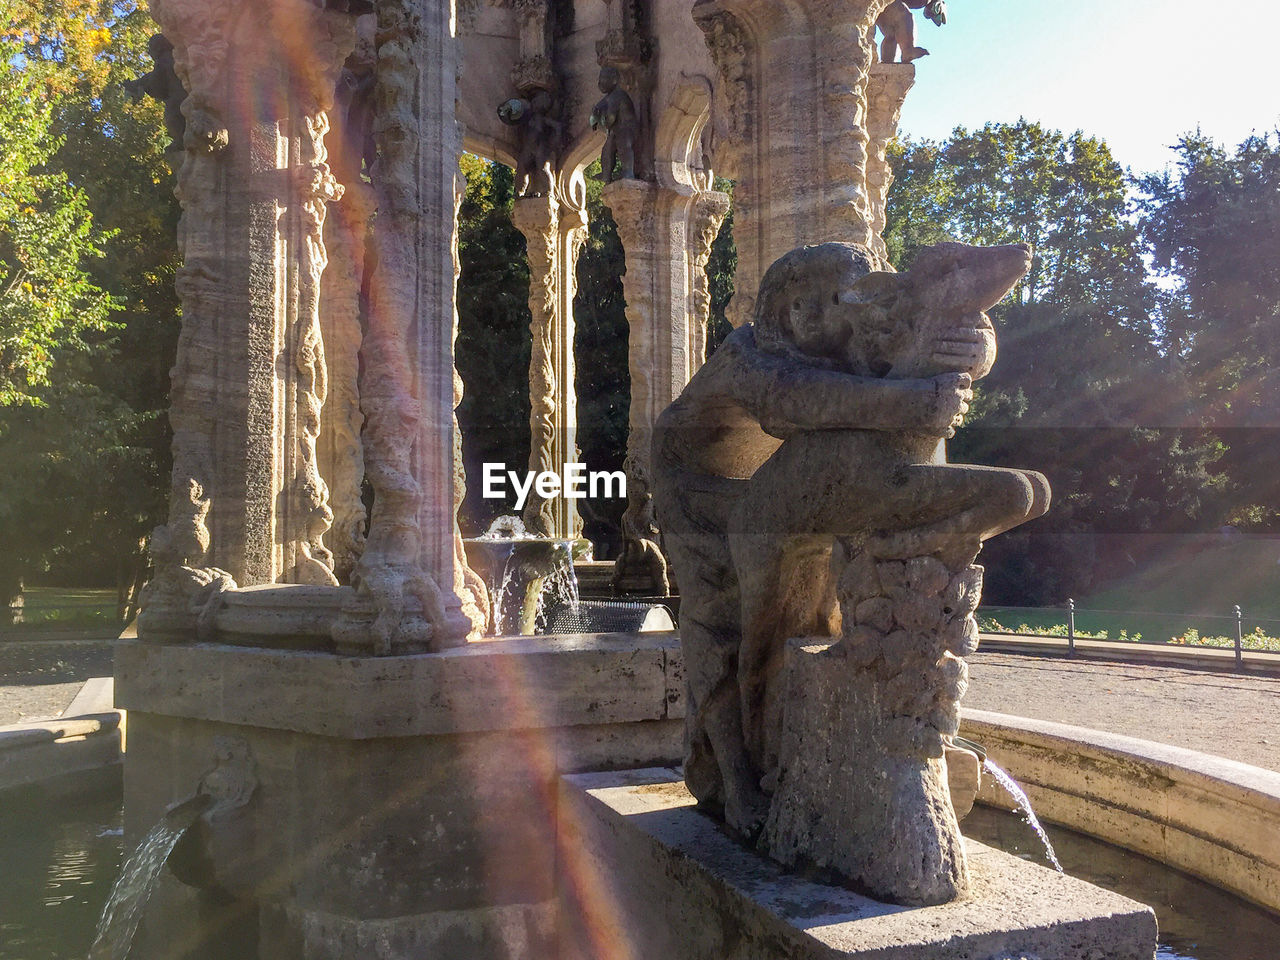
[116,633,685,960]
[558,768,1159,960]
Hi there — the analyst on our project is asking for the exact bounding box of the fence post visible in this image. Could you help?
[1235,604,1244,671]
[1067,598,1076,657]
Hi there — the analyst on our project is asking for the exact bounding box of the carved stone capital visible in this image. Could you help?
[511,55,555,94]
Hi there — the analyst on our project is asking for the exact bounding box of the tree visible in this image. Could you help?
[886,121,1225,603]
[1138,131,1280,528]
[1,1,176,611]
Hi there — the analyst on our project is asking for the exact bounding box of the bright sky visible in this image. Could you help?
[896,0,1280,174]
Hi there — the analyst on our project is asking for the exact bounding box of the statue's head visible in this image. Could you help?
[148,33,174,60]
[754,240,1030,381]
[598,66,619,93]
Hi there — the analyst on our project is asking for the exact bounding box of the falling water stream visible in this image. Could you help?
[469,515,581,634]
[980,758,1064,873]
[86,794,211,960]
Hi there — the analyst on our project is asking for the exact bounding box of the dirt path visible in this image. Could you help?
[966,650,1280,772]
[0,641,114,724]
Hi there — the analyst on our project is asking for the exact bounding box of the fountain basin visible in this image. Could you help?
[961,710,1280,914]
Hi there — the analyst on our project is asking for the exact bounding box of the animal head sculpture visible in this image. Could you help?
[754,240,1031,381]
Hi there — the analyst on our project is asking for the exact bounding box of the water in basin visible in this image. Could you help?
[963,803,1280,960]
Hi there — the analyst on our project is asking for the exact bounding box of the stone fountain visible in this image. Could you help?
[111,0,1158,957]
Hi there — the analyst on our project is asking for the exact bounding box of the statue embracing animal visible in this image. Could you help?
[653,239,1048,886]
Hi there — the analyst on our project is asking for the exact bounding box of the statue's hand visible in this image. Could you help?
[926,372,972,437]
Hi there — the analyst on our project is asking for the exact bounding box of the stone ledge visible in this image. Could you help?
[962,709,1280,914]
[557,767,1156,960]
[0,711,122,793]
[115,632,683,739]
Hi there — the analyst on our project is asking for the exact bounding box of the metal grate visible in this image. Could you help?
[543,600,675,635]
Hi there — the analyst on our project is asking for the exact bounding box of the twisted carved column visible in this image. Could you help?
[511,193,589,540]
[332,0,482,654]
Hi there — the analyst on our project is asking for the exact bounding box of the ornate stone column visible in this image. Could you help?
[318,23,377,586]
[866,62,916,264]
[602,180,730,590]
[139,0,356,639]
[511,192,589,539]
[694,0,894,326]
[688,190,732,367]
[331,0,484,654]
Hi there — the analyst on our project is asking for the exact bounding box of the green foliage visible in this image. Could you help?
[0,0,174,601]
[886,121,1227,603]
[455,156,533,529]
[1138,132,1280,530]
[0,47,117,405]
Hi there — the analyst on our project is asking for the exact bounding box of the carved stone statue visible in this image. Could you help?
[653,240,1049,905]
[876,0,946,64]
[124,34,186,152]
[589,66,637,183]
[612,456,670,596]
[497,88,561,197]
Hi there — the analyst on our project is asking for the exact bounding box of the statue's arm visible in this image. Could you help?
[723,328,968,437]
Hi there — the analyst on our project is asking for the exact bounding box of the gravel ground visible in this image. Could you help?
[2,641,1279,773]
[0,640,115,725]
[965,650,1280,771]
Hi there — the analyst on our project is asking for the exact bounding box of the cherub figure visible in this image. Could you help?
[876,0,947,64]
[498,88,562,197]
[124,34,186,152]
[589,66,637,183]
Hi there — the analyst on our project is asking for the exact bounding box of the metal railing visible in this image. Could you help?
[978,601,1280,670]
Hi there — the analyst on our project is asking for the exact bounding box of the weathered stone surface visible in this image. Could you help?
[139,0,356,640]
[601,178,731,591]
[558,768,1158,960]
[765,640,969,905]
[115,632,682,738]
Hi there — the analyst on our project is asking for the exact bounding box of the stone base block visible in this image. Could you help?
[280,901,556,960]
[558,768,1157,960]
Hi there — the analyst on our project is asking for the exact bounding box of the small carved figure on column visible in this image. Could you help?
[337,30,378,177]
[589,66,637,182]
[497,89,562,197]
[876,0,947,64]
[124,34,186,153]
